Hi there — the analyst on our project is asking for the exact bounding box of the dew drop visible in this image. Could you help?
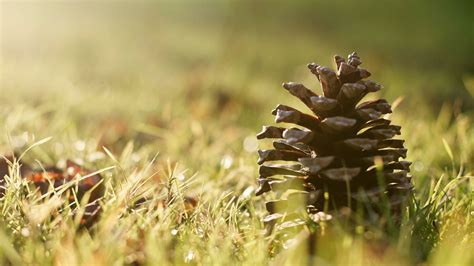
[243,136,258,153]
[184,250,195,263]
[87,151,105,162]
[11,132,28,148]
[21,227,30,237]
[131,153,141,163]
[177,173,186,181]
[74,140,86,151]
[220,155,233,169]
[414,161,424,172]
[241,186,254,199]
[171,229,178,236]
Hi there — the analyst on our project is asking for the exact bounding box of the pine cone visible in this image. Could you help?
[256,52,412,230]
[1,154,104,227]
[27,160,104,228]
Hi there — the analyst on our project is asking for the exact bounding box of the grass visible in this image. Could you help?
[1,1,473,265]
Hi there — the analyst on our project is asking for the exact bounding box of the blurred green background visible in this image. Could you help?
[2,0,473,108]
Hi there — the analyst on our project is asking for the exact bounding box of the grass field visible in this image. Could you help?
[0,1,473,265]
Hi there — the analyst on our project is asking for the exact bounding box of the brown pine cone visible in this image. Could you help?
[27,160,105,227]
[256,52,413,231]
